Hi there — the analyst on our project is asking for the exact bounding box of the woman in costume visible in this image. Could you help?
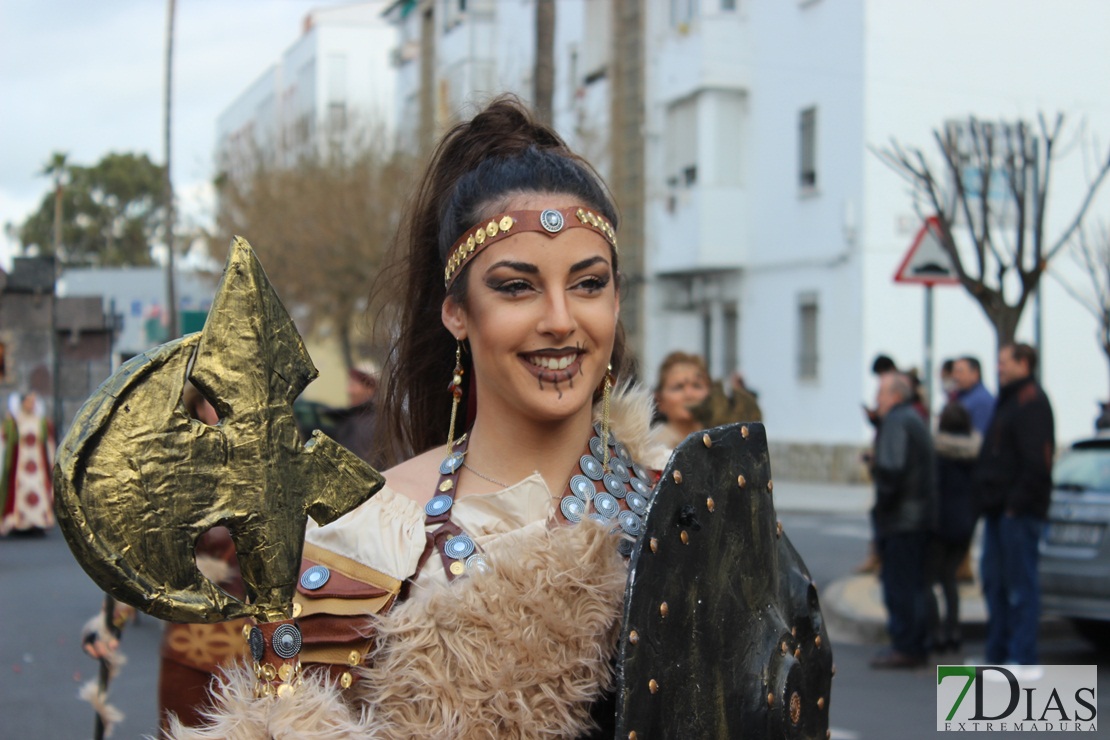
[170,97,664,738]
[0,391,56,536]
[651,351,762,453]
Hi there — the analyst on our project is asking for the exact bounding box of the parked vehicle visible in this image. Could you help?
[1040,436,1110,651]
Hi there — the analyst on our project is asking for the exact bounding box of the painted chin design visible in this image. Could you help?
[520,350,585,398]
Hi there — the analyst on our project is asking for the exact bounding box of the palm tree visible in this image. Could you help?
[40,151,69,259]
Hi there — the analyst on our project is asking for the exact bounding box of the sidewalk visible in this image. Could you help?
[771,478,990,645]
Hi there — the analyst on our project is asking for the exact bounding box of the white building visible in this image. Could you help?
[215,1,397,179]
[384,0,1110,478]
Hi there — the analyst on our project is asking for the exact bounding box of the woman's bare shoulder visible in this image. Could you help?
[382,446,444,508]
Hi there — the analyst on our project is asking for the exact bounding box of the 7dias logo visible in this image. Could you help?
[937,665,1097,732]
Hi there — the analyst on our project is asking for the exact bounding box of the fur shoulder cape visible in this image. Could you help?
[168,504,628,739]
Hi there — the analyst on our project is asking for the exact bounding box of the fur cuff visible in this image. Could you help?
[166,520,627,739]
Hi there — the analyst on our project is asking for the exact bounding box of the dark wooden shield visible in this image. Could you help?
[616,422,832,739]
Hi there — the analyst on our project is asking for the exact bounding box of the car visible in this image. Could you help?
[1039,435,1110,651]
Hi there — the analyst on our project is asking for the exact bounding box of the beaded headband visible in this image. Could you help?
[443,206,618,288]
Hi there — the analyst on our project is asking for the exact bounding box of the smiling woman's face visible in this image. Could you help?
[442,193,619,427]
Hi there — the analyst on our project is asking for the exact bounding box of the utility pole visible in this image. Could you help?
[534,0,555,125]
[163,0,178,340]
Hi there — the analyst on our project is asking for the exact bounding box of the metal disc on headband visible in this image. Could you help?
[608,457,631,483]
[616,443,633,466]
[425,494,454,517]
[617,537,635,557]
[299,565,330,591]
[570,475,596,501]
[560,495,585,523]
[604,472,627,499]
[580,454,604,481]
[632,462,651,482]
[540,208,565,233]
[593,421,604,438]
[626,491,648,516]
[593,492,619,519]
[618,510,644,536]
[439,452,464,475]
[629,476,651,497]
[589,436,606,461]
[443,534,476,560]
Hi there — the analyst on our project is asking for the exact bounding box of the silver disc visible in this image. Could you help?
[589,436,606,461]
[608,457,631,483]
[465,553,491,575]
[444,534,475,560]
[560,495,585,523]
[540,208,565,233]
[617,537,635,557]
[629,476,651,497]
[272,623,303,659]
[299,565,330,591]
[626,491,648,516]
[425,494,454,517]
[580,454,604,481]
[603,472,627,499]
[570,475,596,501]
[616,442,633,466]
[593,492,619,519]
[618,510,644,536]
[632,462,651,481]
[439,452,464,475]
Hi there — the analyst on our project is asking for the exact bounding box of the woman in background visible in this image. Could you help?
[929,401,981,653]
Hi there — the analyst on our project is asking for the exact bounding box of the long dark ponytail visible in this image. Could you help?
[375,95,625,465]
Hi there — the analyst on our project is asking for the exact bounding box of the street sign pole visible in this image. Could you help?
[924,284,934,424]
[894,216,959,420]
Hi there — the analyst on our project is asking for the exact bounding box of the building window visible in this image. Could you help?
[666,95,698,188]
[797,293,818,380]
[798,106,817,189]
[671,0,700,27]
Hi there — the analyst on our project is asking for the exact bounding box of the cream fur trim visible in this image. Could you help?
[598,381,668,471]
[166,520,626,739]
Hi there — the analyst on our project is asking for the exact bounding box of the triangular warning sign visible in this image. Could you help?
[894,216,959,285]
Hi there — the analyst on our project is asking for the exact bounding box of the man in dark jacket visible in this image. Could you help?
[974,343,1055,665]
[870,373,937,668]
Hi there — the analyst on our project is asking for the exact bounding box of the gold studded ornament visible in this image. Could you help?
[444,206,618,288]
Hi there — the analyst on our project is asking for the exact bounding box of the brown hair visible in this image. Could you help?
[655,351,709,396]
[1002,342,1038,376]
[375,96,626,465]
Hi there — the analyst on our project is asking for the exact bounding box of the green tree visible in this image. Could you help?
[19,152,166,266]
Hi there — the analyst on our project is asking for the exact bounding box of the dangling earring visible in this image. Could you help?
[600,363,613,472]
[446,339,464,454]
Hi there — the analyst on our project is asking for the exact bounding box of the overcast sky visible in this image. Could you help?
[0,0,356,268]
